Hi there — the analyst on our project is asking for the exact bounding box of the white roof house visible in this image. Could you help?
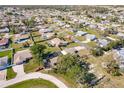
[14,49,32,65]
[98,39,109,47]
[39,28,53,34]
[48,38,68,47]
[75,31,88,36]
[117,32,124,38]
[114,48,124,70]
[0,27,9,33]
[61,46,85,55]
[42,33,54,39]
[0,56,8,70]
[85,34,96,41]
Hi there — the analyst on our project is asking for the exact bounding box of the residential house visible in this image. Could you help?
[64,24,70,28]
[117,32,124,39]
[39,28,53,34]
[75,31,88,36]
[14,34,30,43]
[0,56,8,70]
[44,51,62,67]
[61,46,85,55]
[113,48,124,71]
[98,26,107,31]
[97,39,109,47]
[41,33,54,40]
[89,24,98,29]
[14,49,32,65]
[85,34,96,41]
[0,38,9,49]
[48,38,68,47]
[0,27,9,33]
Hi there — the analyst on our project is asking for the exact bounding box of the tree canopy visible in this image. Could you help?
[30,44,46,66]
[54,54,96,87]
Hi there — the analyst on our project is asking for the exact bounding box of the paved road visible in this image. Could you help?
[0,72,67,88]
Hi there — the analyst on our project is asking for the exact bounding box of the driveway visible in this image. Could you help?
[0,72,68,88]
[0,69,7,82]
[12,64,25,77]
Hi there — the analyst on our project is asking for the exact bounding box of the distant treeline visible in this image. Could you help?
[0,5,124,12]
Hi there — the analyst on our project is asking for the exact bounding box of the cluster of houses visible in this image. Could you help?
[0,6,124,72]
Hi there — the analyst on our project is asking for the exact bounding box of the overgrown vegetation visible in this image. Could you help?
[92,39,124,56]
[92,47,104,56]
[53,54,96,87]
[105,61,121,76]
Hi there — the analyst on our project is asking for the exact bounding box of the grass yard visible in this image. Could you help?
[0,50,12,58]
[45,45,61,53]
[32,31,41,37]
[85,51,124,88]
[75,36,85,41]
[82,28,103,38]
[11,43,23,49]
[6,78,58,88]
[43,70,77,88]
[38,42,61,53]
[6,67,17,80]
[0,50,12,63]
[66,31,74,35]
[109,34,119,40]
[33,36,42,42]
[11,39,32,49]
[66,42,80,48]
[87,41,97,48]
[24,59,39,73]
[78,49,90,56]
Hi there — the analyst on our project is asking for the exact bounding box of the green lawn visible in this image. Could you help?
[75,36,85,41]
[6,78,58,88]
[66,42,80,48]
[87,41,97,48]
[52,73,77,88]
[44,71,77,88]
[0,50,12,58]
[39,42,61,52]
[6,67,17,80]
[109,34,119,40]
[81,28,103,38]
[32,31,41,37]
[24,59,39,73]
[0,50,12,64]
[33,36,42,42]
